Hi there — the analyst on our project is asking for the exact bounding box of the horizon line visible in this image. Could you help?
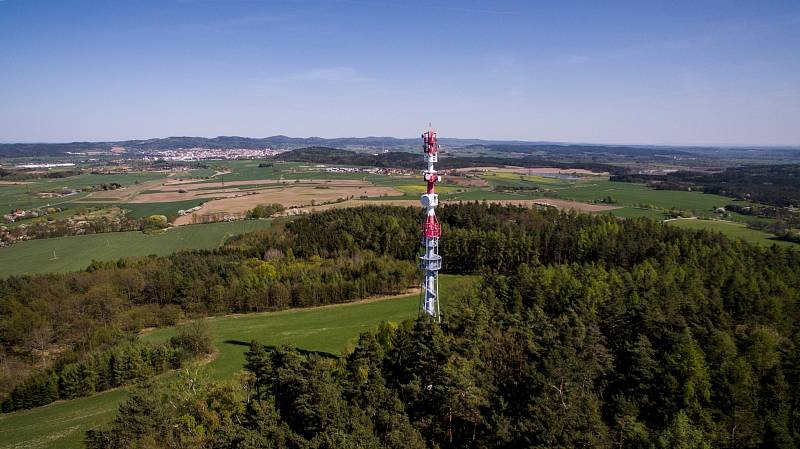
[1,134,799,150]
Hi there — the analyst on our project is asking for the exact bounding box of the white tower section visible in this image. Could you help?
[420,128,442,320]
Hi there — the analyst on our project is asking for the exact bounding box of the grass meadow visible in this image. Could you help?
[0,220,273,277]
[667,219,796,247]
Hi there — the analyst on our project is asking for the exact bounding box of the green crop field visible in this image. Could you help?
[473,174,743,213]
[48,173,166,190]
[189,161,301,182]
[0,220,273,277]
[459,174,741,216]
[0,275,475,449]
[448,190,532,201]
[66,199,208,218]
[482,172,574,188]
[185,168,217,178]
[667,219,797,248]
[175,161,400,185]
[0,184,87,212]
[119,199,208,218]
[603,207,668,220]
[550,180,739,212]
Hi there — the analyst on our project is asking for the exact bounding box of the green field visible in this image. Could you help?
[603,207,668,220]
[119,199,207,218]
[65,199,208,218]
[0,220,273,277]
[482,172,575,188]
[553,180,736,212]
[444,189,535,201]
[474,173,744,214]
[0,172,166,212]
[667,219,796,247]
[185,168,217,178]
[187,161,318,183]
[0,275,474,449]
[0,389,128,449]
[199,161,405,184]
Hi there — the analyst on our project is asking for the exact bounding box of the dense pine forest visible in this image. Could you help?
[58,203,798,448]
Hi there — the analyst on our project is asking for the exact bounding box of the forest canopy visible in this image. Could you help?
[74,203,800,448]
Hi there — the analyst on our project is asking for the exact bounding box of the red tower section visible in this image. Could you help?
[422,214,441,238]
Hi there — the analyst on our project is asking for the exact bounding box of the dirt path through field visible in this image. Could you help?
[0,181,32,185]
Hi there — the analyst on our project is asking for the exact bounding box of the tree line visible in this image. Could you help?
[0,226,417,408]
[2,321,213,412]
[274,147,623,174]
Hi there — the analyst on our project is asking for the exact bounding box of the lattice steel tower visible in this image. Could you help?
[419,126,442,321]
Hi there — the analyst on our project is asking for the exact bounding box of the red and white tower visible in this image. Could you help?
[420,126,442,320]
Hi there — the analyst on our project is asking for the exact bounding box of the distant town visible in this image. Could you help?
[141,147,284,161]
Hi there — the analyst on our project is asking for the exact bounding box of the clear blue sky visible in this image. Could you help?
[1,0,798,145]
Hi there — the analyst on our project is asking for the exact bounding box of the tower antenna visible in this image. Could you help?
[419,126,442,321]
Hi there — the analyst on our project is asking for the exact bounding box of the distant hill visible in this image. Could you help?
[2,135,798,162]
[482,143,694,157]
[0,136,420,157]
[275,147,418,167]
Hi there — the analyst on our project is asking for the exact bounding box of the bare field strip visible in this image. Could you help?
[80,179,372,204]
[174,184,402,225]
[287,197,618,215]
[160,178,367,190]
[131,180,379,203]
[439,198,618,212]
[524,167,609,176]
[0,181,32,185]
[447,177,490,187]
[455,166,608,176]
[133,190,240,202]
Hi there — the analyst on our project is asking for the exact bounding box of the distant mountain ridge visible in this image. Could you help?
[1,135,798,159]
